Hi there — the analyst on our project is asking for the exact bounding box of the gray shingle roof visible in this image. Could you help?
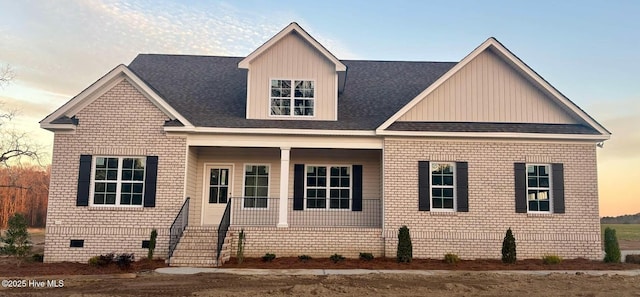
[127,55,456,130]
[126,54,600,136]
[387,122,600,134]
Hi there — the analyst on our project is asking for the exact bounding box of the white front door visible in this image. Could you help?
[202,165,232,225]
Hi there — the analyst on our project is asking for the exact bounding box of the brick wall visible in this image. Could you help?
[383,137,601,260]
[227,227,384,258]
[44,78,186,262]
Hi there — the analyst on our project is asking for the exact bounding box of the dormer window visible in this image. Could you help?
[270,79,315,116]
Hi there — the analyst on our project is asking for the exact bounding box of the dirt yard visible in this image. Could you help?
[2,270,640,296]
[1,229,639,296]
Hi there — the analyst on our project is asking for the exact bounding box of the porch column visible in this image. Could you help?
[278,147,290,228]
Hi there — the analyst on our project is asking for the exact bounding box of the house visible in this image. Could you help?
[40,22,610,266]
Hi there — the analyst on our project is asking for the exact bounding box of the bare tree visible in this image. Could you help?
[0,65,42,166]
[0,64,15,89]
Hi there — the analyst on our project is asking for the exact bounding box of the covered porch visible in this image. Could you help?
[185,145,383,229]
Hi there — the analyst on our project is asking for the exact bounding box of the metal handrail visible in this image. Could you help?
[216,198,232,264]
[168,197,190,261]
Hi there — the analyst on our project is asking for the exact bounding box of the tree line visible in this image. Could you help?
[0,166,49,228]
[601,213,640,224]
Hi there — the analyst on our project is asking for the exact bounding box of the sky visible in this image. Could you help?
[0,0,638,217]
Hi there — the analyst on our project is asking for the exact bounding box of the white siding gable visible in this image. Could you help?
[399,49,578,124]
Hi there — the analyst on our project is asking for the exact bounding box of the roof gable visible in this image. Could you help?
[40,64,193,131]
[377,38,611,137]
[238,22,346,72]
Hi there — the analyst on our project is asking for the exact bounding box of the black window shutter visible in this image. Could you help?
[418,161,430,211]
[144,156,158,207]
[514,163,527,213]
[456,162,469,212]
[293,164,304,210]
[77,155,92,206]
[552,163,565,213]
[352,165,363,211]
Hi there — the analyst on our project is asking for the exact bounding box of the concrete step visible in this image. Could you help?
[169,258,218,267]
[172,251,217,258]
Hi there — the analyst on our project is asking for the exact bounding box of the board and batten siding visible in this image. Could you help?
[188,147,382,226]
[399,49,577,124]
[190,147,281,226]
[246,32,338,121]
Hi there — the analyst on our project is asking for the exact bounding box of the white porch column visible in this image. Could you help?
[278,147,290,227]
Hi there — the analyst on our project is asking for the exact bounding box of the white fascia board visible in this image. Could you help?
[376,38,610,138]
[39,123,76,132]
[185,133,383,149]
[40,64,194,128]
[238,22,346,72]
[164,126,376,136]
[376,130,611,141]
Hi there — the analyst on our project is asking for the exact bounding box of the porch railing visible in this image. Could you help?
[216,198,232,263]
[231,197,381,228]
[168,197,190,260]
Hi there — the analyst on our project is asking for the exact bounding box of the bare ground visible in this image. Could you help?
[1,230,638,296]
[2,271,640,297]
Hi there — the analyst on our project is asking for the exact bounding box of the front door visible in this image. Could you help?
[202,165,232,225]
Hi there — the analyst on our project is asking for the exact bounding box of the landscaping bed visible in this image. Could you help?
[223,256,640,271]
[0,257,167,277]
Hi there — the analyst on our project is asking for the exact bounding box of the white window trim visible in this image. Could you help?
[429,161,456,212]
[526,163,553,213]
[268,78,316,118]
[303,164,352,211]
[241,163,271,210]
[89,156,145,207]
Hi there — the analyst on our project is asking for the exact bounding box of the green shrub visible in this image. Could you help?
[542,254,563,265]
[237,229,246,264]
[330,253,345,263]
[115,253,135,269]
[298,255,312,262]
[147,229,157,260]
[444,253,460,264]
[0,213,32,261]
[625,254,640,264]
[88,256,100,266]
[603,227,621,263]
[359,252,374,261]
[397,225,412,263]
[502,228,517,264]
[262,253,276,262]
[31,253,44,262]
[89,253,115,267]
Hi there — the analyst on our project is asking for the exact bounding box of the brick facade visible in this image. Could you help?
[44,80,603,263]
[227,227,384,258]
[44,79,187,262]
[382,137,601,260]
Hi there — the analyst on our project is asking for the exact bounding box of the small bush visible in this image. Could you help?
[542,254,563,265]
[298,255,312,262]
[147,229,157,260]
[501,228,517,264]
[31,253,44,262]
[0,213,32,261]
[359,252,374,261]
[330,253,345,263]
[237,229,246,264]
[625,254,640,264]
[603,227,621,263]
[397,225,412,263]
[262,253,276,262]
[444,253,460,264]
[115,253,135,269]
[88,256,100,266]
[99,253,115,266]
